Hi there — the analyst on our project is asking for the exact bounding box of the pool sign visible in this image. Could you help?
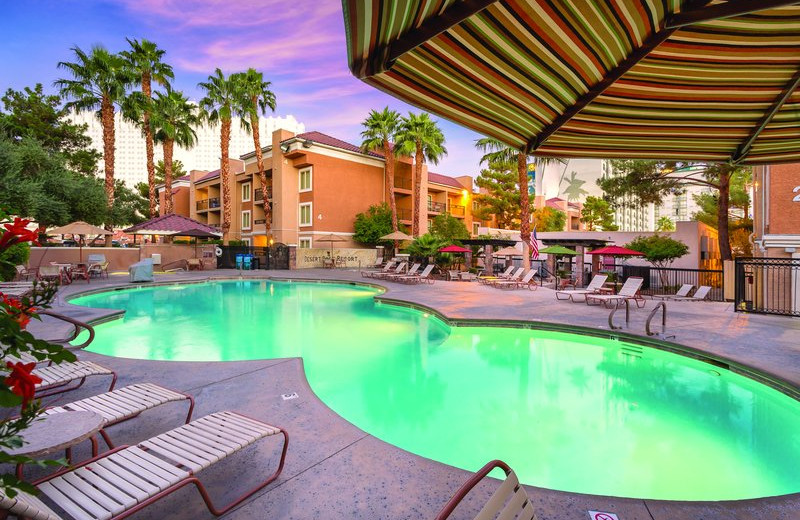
[588,512,619,520]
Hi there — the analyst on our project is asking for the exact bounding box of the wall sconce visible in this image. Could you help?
[302,139,313,148]
[280,143,291,153]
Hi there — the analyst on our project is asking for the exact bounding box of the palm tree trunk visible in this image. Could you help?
[413,143,423,237]
[717,170,733,262]
[518,151,531,269]
[384,141,398,232]
[163,138,174,214]
[142,73,157,219]
[220,118,232,243]
[100,95,115,247]
[250,107,271,244]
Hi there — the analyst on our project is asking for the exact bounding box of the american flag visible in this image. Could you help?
[529,225,539,259]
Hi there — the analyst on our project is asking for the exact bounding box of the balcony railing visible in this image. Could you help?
[397,208,412,221]
[197,197,221,210]
[449,204,465,217]
[254,187,272,202]
[428,201,446,213]
[394,176,412,190]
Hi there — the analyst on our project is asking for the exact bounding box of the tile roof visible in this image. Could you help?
[428,171,465,189]
[123,213,220,235]
[293,131,383,158]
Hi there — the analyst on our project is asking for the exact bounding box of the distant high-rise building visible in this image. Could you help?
[654,165,715,224]
[601,160,655,231]
[69,110,305,187]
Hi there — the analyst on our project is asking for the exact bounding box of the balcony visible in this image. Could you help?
[209,223,221,229]
[394,176,412,190]
[428,201,446,213]
[254,187,272,202]
[397,208,412,221]
[197,197,220,211]
[449,204,465,217]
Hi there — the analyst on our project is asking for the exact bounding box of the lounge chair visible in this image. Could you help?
[187,258,204,271]
[0,281,36,297]
[34,361,117,399]
[397,264,435,284]
[373,261,407,280]
[385,263,420,281]
[87,254,109,278]
[435,460,537,520]
[586,276,645,308]
[488,268,523,287]
[38,265,65,284]
[672,285,712,302]
[15,265,37,281]
[555,274,608,302]
[0,411,288,520]
[361,261,396,278]
[651,283,693,300]
[492,269,538,290]
[478,265,515,284]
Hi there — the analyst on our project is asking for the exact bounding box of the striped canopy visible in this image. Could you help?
[343,1,800,164]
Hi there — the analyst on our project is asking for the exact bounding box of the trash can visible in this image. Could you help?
[243,255,252,270]
[235,254,244,269]
[129,258,154,283]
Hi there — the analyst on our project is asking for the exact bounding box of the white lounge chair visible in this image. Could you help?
[398,264,435,284]
[87,254,109,278]
[34,361,117,399]
[492,269,538,290]
[373,261,407,280]
[555,274,608,302]
[586,276,646,308]
[672,285,712,302]
[0,411,288,520]
[488,268,523,287]
[385,263,420,281]
[478,265,515,284]
[360,261,395,278]
[651,283,693,300]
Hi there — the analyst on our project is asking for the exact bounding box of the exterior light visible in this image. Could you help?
[280,143,291,153]
[302,139,313,148]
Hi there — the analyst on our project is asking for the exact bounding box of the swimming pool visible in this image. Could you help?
[71,280,800,501]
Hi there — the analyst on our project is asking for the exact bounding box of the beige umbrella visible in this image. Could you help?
[47,221,113,262]
[379,230,413,241]
[493,246,524,257]
[315,233,348,253]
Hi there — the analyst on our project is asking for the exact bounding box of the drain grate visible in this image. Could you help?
[281,392,299,401]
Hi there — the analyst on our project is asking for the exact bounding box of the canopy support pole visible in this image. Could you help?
[732,67,800,164]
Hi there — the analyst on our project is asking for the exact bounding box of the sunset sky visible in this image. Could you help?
[0,0,485,177]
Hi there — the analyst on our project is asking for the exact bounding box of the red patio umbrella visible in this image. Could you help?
[438,245,471,253]
[587,246,644,256]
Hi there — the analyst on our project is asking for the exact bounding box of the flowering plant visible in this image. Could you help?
[0,212,76,497]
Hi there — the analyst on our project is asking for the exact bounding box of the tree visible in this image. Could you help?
[599,160,749,261]
[149,89,198,214]
[580,196,618,231]
[655,216,675,232]
[121,39,173,218]
[134,160,185,214]
[475,138,561,269]
[560,171,588,202]
[0,84,100,175]
[198,68,241,243]
[108,179,147,227]
[626,234,689,269]
[396,112,447,237]
[473,161,520,228]
[406,233,448,263]
[361,108,402,232]
[234,68,276,241]
[532,206,566,232]
[692,168,751,227]
[353,203,395,247]
[56,45,135,244]
[429,213,469,243]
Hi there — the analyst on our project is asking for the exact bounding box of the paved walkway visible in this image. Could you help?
[23,269,800,520]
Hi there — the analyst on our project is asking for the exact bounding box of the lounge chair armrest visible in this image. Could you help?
[435,460,513,520]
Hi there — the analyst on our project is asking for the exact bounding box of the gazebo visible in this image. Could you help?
[460,238,518,275]
[124,214,221,244]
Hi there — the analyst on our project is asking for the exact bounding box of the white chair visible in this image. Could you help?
[672,285,712,301]
[586,277,646,308]
[555,274,608,301]
[651,283,693,300]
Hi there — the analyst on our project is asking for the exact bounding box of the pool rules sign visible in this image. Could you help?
[589,512,619,520]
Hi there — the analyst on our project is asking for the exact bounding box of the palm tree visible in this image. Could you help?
[198,68,241,243]
[361,107,402,232]
[149,89,199,215]
[234,69,276,241]
[396,113,447,237]
[56,45,135,244]
[476,138,561,269]
[121,39,174,219]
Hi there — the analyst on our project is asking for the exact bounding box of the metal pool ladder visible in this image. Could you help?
[608,299,631,330]
[645,302,674,339]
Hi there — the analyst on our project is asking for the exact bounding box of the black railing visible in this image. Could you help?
[449,204,465,217]
[196,199,208,211]
[216,244,290,270]
[622,265,724,301]
[735,257,800,316]
[428,201,446,213]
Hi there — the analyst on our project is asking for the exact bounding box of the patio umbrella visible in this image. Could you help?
[492,246,523,257]
[47,221,113,262]
[315,233,348,253]
[343,3,800,164]
[379,230,413,241]
[438,245,471,253]
[587,246,644,257]
[170,228,220,257]
[539,245,579,256]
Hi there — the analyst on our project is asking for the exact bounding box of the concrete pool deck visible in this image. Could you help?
[24,269,800,520]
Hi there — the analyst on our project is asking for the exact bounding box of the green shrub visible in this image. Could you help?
[0,242,30,281]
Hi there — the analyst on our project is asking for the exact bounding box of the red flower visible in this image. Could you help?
[1,294,33,329]
[5,361,41,409]
[0,217,39,250]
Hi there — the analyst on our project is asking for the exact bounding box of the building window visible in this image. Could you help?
[299,237,312,249]
[241,238,251,246]
[242,182,251,202]
[473,223,480,235]
[299,202,312,227]
[299,167,312,192]
[241,210,251,230]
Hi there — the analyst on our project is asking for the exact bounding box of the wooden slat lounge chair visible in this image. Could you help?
[373,261,407,280]
[385,263,420,281]
[397,264,435,284]
[672,285,712,302]
[555,274,608,302]
[361,261,395,278]
[491,269,538,290]
[0,411,288,520]
[435,459,537,520]
[586,277,645,308]
[34,361,117,399]
[651,283,693,300]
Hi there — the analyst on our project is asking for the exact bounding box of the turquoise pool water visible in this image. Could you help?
[71,280,800,500]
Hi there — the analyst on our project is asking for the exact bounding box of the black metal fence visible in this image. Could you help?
[216,244,290,270]
[735,257,800,317]
[622,265,724,301]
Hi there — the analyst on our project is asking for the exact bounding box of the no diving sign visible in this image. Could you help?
[588,512,619,520]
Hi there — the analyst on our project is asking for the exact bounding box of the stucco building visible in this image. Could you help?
[752,162,800,258]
